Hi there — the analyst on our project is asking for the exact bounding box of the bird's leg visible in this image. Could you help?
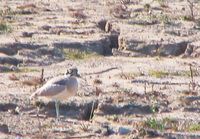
[55,101,60,121]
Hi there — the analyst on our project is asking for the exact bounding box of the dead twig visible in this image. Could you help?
[189,64,196,90]
[187,0,195,21]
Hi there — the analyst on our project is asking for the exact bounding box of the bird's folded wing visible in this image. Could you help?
[35,84,66,97]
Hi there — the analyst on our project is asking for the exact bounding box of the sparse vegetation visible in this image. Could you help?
[106,115,119,121]
[19,67,40,73]
[0,22,12,33]
[149,70,199,78]
[144,117,165,130]
[80,122,90,131]
[189,124,200,131]
[117,72,136,80]
[61,49,91,60]
[149,70,168,77]
[42,124,52,129]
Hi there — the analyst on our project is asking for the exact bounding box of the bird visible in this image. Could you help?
[30,68,83,121]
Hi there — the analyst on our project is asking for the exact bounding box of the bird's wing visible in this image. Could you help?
[34,83,67,97]
[48,76,68,85]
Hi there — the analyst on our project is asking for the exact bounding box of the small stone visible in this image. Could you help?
[22,31,34,37]
[118,126,132,135]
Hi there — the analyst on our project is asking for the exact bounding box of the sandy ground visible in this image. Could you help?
[0,56,200,138]
[0,0,200,138]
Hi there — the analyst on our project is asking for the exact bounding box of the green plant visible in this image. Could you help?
[189,124,200,131]
[159,13,169,24]
[20,67,40,72]
[144,117,165,130]
[0,22,12,33]
[144,4,151,9]
[61,49,91,60]
[153,0,168,8]
[106,115,119,121]
[163,118,178,123]
[150,101,159,113]
[149,70,168,77]
[42,124,52,129]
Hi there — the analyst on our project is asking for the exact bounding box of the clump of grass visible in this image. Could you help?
[144,117,180,131]
[144,117,165,130]
[61,49,91,60]
[42,124,52,129]
[159,13,170,24]
[0,22,12,33]
[149,70,168,77]
[173,70,199,77]
[149,70,199,78]
[106,115,119,122]
[150,101,159,113]
[153,0,168,8]
[117,72,136,80]
[144,4,151,10]
[93,79,103,84]
[20,67,40,72]
[182,16,194,21]
[0,6,18,16]
[189,124,200,131]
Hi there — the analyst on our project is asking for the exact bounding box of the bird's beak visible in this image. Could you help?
[76,74,86,81]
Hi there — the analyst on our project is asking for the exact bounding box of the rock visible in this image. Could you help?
[0,124,9,134]
[22,31,34,37]
[40,25,52,31]
[118,126,132,135]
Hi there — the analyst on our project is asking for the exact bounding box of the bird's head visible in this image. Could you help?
[66,68,83,79]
